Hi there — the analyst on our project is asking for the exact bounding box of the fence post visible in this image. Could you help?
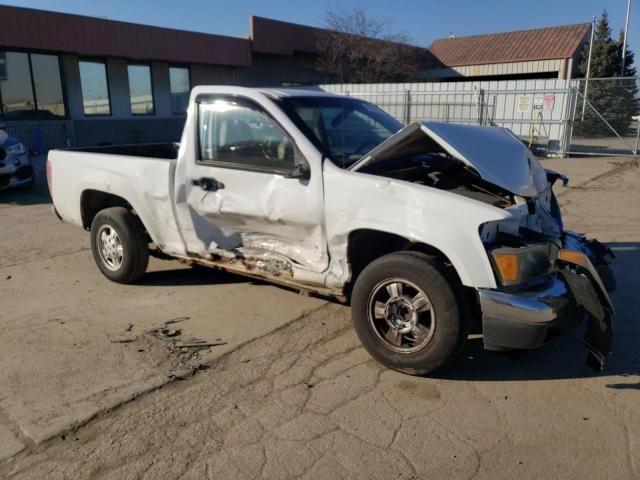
[561,83,578,156]
[478,88,485,125]
[633,115,640,155]
[404,90,411,124]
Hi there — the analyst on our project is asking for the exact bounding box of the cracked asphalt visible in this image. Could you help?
[1,156,639,479]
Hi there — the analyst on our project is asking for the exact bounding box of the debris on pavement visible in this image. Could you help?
[160,327,182,338]
[164,316,190,325]
[175,341,227,348]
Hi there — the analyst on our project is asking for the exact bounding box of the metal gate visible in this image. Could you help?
[565,77,640,156]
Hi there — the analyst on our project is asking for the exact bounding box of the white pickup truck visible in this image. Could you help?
[47,87,616,374]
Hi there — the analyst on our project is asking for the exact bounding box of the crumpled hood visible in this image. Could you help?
[349,121,548,198]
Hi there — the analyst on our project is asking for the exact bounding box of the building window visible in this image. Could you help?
[0,51,66,118]
[0,52,34,115]
[31,54,65,117]
[169,66,190,114]
[127,64,154,115]
[79,60,111,116]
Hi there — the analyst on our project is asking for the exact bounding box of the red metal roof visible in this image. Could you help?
[428,23,591,67]
[0,6,252,67]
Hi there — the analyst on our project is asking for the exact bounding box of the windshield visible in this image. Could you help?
[277,96,403,168]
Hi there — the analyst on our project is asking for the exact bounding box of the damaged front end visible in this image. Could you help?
[476,162,616,371]
[352,121,616,369]
[479,237,615,371]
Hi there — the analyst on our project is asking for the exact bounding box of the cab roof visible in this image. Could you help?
[258,88,345,99]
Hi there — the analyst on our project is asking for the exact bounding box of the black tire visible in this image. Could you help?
[351,251,468,375]
[90,207,149,284]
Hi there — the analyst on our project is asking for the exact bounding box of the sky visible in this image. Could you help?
[6,0,639,58]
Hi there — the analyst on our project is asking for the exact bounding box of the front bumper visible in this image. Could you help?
[479,275,583,351]
[478,266,614,369]
[0,154,34,190]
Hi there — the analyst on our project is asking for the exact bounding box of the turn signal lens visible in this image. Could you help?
[558,249,588,266]
[493,253,519,283]
[490,243,553,286]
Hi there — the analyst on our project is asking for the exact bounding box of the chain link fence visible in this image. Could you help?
[320,77,640,157]
[566,77,640,156]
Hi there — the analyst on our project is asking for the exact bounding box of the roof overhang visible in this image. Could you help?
[0,5,252,67]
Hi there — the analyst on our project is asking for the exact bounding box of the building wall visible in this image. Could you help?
[151,61,173,118]
[61,55,84,119]
[190,64,240,86]
[421,59,566,80]
[235,53,330,86]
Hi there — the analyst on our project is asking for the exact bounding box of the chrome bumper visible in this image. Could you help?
[478,275,582,351]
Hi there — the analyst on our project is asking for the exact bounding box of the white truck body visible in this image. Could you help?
[47,86,615,373]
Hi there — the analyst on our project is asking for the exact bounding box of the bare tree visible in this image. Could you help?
[317,7,424,83]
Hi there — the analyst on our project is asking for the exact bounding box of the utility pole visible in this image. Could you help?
[621,0,632,75]
[582,16,596,121]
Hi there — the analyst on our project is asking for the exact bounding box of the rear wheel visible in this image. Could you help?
[90,207,149,284]
[351,251,468,375]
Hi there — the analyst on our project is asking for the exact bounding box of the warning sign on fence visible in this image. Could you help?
[533,95,544,110]
[517,95,531,113]
[543,94,555,110]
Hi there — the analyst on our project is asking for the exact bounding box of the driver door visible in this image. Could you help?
[176,94,328,273]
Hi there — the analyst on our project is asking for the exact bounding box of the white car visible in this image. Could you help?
[47,87,615,374]
[0,124,35,190]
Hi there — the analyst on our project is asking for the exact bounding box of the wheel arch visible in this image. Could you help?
[345,228,481,326]
[346,229,464,289]
[80,190,135,231]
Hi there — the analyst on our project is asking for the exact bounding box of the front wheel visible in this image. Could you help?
[351,252,468,375]
[90,207,149,284]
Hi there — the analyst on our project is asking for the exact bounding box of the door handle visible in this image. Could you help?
[192,177,225,192]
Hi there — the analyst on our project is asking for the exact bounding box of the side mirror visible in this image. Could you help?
[286,162,311,180]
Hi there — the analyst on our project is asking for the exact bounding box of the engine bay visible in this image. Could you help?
[360,153,515,208]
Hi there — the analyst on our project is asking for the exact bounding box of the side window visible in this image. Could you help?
[198,98,295,171]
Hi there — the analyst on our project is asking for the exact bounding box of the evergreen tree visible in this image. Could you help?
[575,10,639,137]
[578,11,618,78]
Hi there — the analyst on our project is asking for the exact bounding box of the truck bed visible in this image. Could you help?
[48,144,185,255]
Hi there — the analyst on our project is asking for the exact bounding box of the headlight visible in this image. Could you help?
[5,143,26,156]
[490,243,554,286]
